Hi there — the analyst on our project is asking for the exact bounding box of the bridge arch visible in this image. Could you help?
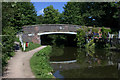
[22,24,80,44]
[38,32,77,45]
[22,24,110,44]
[37,32,77,36]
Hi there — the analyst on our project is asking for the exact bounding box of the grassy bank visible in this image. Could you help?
[14,37,41,52]
[24,42,41,52]
[30,46,54,78]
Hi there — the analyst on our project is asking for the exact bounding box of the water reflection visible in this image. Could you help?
[77,48,120,68]
[50,46,77,61]
[50,46,120,78]
[53,70,64,79]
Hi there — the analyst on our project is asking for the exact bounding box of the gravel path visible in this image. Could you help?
[3,46,46,78]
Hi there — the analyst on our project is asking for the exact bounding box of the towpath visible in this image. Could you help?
[3,45,46,78]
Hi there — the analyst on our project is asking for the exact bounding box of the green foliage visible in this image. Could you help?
[76,28,86,48]
[63,2,106,26]
[30,46,54,78]
[101,27,111,33]
[76,27,111,49]
[90,27,111,49]
[24,42,41,52]
[2,27,16,67]
[85,39,95,57]
[37,15,44,24]
[15,37,20,42]
[63,2,86,25]
[95,39,109,49]
[36,2,119,30]
[2,2,37,31]
[92,27,99,33]
[111,2,120,29]
[85,39,95,49]
[112,33,120,49]
[43,5,60,24]
[62,2,119,29]
[2,2,37,71]
[101,27,111,39]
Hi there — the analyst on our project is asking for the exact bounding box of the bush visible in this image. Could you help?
[76,28,86,48]
[15,37,20,42]
[76,26,111,49]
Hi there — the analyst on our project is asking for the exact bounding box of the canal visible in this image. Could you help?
[49,46,120,79]
[41,34,120,79]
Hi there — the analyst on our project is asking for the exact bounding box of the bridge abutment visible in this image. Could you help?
[39,35,41,45]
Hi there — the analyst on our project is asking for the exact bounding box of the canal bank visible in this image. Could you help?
[30,46,55,78]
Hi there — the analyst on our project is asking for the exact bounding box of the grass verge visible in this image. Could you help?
[15,37,41,52]
[25,42,41,52]
[30,46,54,78]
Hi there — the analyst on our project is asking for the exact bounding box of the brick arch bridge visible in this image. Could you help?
[22,24,109,44]
[22,24,82,44]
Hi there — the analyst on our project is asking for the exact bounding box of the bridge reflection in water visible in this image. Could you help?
[50,46,120,79]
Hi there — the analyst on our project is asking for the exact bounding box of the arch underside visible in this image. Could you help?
[37,32,77,36]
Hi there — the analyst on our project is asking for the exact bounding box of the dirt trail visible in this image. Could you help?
[3,46,46,78]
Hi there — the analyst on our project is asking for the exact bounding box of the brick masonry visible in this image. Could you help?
[22,24,82,44]
[22,24,110,44]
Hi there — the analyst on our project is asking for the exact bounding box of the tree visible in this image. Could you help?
[37,15,44,24]
[111,2,120,30]
[2,2,37,31]
[63,2,105,25]
[2,27,16,67]
[43,5,60,24]
[97,2,119,29]
[2,2,37,68]
[63,2,87,25]
[63,2,120,29]
[14,2,37,30]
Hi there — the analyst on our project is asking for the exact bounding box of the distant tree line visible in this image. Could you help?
[37,2,120,31]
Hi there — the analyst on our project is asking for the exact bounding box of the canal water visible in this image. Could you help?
[49,46,120,79]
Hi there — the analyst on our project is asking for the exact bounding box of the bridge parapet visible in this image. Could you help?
[22,24,81,44]
[22,24,81,34]
[22,24,110,44]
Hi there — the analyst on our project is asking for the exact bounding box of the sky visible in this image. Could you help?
[32,2,68,16]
